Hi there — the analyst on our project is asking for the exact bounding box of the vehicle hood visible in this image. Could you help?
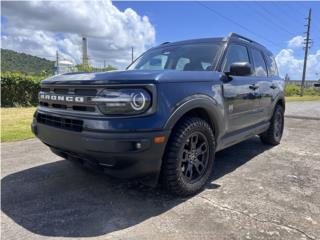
[41,70,222,85]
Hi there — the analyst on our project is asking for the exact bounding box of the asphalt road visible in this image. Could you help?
[1,102,320,240]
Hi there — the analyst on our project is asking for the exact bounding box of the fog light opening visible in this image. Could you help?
[136,142,142,149]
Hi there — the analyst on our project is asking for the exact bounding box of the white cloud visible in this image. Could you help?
[275,36,320,80]
[287,35,304,49]
[1,0,156,69]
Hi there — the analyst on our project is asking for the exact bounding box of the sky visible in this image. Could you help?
[1,0,320,80]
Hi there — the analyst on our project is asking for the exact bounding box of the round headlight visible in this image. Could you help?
[92,88,151,115]
[131,92,146,111]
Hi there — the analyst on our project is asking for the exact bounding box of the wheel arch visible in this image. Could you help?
[276,97,285,111]
[164,95,224,141]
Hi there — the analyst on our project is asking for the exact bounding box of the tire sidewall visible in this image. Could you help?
[272,106,284,142]
[173,119,215,194]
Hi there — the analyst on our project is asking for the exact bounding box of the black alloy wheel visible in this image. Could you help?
[161,117,215,196]
[260,105,284,145]
[180,132,209,184]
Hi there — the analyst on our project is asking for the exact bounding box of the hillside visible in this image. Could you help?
[1,49,54,74]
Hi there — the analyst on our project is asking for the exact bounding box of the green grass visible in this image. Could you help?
[286,96,320,102]
[1,107,36,142]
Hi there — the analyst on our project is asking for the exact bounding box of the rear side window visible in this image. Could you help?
[251,49,267,77]
[222,44,250,72]
[265,53,279,76]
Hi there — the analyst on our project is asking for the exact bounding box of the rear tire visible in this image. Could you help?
[161,117,215,196]
[260,105,284,145]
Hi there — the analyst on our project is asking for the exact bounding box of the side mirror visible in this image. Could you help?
[228,62,252,76]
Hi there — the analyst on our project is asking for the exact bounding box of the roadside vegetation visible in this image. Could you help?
[285,84,320,101]
[1,107,36,142]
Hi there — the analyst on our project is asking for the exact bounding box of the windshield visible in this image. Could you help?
[127,42,222,71]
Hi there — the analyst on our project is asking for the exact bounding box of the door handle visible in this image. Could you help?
[270,84,277,89]
[249,84,259,90]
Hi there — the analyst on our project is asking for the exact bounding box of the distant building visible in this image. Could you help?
[55,60,75,74]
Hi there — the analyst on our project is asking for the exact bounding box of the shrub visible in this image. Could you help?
[285,84,320,96]
[285,84,301,96]
[304,86,320,96]
[1,72,44,107]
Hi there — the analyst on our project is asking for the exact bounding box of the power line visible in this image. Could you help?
[289,3,320,34]
[290,2,309,18]
[271,1,304,25]
[244,3,298,38]
[196,1,282,49]
[257,3,299,36]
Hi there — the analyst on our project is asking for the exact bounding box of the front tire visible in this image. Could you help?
[260,105,284,145]
[161,117,215,196]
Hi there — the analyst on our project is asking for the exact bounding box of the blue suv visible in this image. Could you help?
[32,33,285,196]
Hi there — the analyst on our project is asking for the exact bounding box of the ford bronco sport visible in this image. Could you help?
[32,33,285,196]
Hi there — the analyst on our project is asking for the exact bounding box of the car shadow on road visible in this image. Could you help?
[1,136,271,237]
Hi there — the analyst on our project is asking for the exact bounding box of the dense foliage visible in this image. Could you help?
[285,84,320,96]
[1,49,55,75]
[1,72,43,107]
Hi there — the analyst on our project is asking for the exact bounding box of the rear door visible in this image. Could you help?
[250,47,270,122]
[221,43,262,133]
[263,53,282,119]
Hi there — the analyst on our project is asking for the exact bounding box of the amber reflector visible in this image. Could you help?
[154,136,166,144]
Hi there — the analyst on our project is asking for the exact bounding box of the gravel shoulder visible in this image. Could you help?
[285,101,320,119]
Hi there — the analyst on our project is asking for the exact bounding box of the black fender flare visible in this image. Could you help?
[272,93,286,113]
[163,95,225,141]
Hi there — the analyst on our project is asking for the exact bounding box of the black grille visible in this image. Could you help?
[40,88,50,92]
[39,87,98,113]
[54,88,68,94]
[37,113,83,132]
[75,89,97,96]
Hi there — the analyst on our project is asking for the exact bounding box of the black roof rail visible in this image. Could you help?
[161,42,170,45]
[228,32,255,43]
[227,32,266,49]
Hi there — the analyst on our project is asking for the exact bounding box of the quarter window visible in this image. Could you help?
[252,49,268,77]
[222,44,250,72]
[265,53,279,76]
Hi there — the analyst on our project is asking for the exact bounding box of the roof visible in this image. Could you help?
[153,32,271,53]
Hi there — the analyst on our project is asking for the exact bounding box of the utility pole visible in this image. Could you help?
[104,60,106,68]
[131,47,134,63]
[56,50,59,75]
[301,8,312,96]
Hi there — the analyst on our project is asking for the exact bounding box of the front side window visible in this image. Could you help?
[128,43,222,71]
[252,48,268,77]
[222,44,250,72]
[140,55,168,70]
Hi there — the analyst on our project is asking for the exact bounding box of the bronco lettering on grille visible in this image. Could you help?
[39,94,85,103]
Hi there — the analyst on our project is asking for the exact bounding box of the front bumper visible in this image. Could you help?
[31,113,170,183]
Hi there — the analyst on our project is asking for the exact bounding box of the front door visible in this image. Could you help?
[221,44,261,133]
